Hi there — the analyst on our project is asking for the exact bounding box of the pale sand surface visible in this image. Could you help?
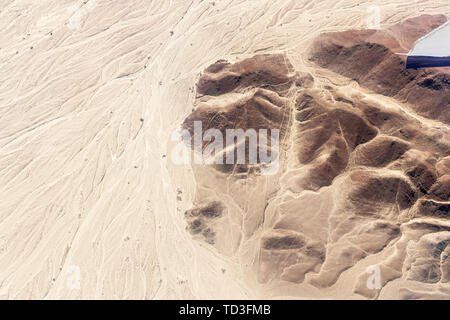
[0,0,448,299]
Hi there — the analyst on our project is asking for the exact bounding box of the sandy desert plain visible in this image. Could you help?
[0,0,449,299]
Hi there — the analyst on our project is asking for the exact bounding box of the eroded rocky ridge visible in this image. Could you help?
[182,15,449,299]
[309,14,450,124]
